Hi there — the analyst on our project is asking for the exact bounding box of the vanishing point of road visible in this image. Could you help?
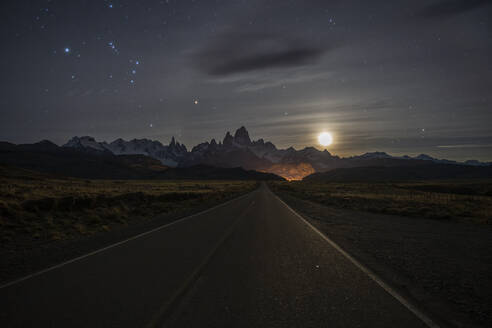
[0,183,438,327]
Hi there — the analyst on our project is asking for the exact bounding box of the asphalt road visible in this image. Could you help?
[0,184,435,327]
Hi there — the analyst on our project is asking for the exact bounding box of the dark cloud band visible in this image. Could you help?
[194,33,328,76]
[208,47,324,76]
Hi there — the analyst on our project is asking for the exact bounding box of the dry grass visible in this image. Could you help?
[0,173,256,248]
[269,180,492,223]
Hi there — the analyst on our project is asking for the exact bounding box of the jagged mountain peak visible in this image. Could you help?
[63,136,107,151]
[223,131,233,146]
[264,141,276,149]
[109,138,165,150]
[356,151,392,159]
[191,141,209,153]
[36,140,58,147]
[168,137,187,153]
[415,154,434,161]
[65,135,95,143]
[300,146,319,152]
[233,126,252,145]
[235,126,248,134]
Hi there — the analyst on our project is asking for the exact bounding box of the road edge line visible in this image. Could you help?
[273,193,440,328]
[0,189,255,290]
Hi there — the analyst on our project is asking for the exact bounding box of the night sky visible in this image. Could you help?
[1,0,491,161]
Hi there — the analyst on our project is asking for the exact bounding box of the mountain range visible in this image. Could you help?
[0,140,282,181]
[61,126,491,180]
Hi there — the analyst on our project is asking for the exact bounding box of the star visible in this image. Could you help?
[64,47,70,53]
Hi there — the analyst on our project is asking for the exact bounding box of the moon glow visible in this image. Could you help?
[318,132,333,147]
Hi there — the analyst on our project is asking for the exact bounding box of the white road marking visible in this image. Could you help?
[0,191,254,290]
[145,200,256,328]
[273,193,440,328]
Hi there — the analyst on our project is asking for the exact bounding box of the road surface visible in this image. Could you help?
[0,184,436,327]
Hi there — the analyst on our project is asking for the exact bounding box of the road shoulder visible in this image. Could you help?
[273,191,492,328]
[0,188,255,286]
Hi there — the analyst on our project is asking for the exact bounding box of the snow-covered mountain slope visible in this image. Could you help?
[63,136,109,152]
[63,136,187,167]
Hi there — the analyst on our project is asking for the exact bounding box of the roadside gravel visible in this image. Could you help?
[275,192,492,328]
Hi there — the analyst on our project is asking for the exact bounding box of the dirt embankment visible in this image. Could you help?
[0,177,257,284]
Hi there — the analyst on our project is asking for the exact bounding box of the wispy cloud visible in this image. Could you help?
[210,68,333,92]
[417,0,492,18]
[437,144,492,148]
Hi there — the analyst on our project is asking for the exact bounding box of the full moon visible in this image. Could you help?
[318,132,333,147]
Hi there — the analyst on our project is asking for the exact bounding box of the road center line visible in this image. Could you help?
[145,200,256,328]
[0,190,255,290]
